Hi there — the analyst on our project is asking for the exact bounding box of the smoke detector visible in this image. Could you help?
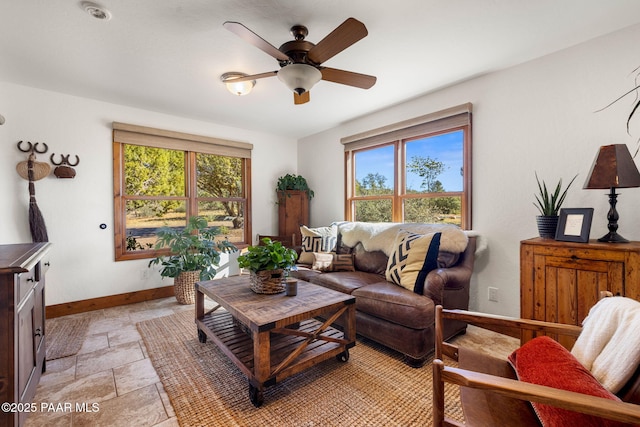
[81,2,112,21]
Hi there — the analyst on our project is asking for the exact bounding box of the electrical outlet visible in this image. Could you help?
[488,287,498,302]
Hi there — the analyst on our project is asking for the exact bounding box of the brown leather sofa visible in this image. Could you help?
[292,233,476,367]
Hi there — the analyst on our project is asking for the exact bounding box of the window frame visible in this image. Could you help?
[112,122,252,261]
[343,104,472,229]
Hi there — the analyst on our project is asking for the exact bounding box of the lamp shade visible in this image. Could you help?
[220,72,255,96]
[277,64,322,95]
[583,144,640,189]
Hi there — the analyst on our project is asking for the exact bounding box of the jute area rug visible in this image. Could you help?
[45,316,91,361]
[137,310,464,426]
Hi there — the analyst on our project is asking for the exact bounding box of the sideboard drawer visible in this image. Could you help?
[39,257,51,278]
[18,266,38,304]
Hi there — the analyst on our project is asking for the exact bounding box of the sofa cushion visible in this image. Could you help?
[299,225,338,264]
[386,231,441,293]
[509,336,622,427]
[332,254,356,271]
[299,235,322,264]
[311,252,334,271]
[335,232,353,255]
[352,282,435,329]
[438,251,460,268]
[311,252,356,272]
[300,225,337,251]
[290,266,321,282]
[351,242,388,275]
[308,271,384,294]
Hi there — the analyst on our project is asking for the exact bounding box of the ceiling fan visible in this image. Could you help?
[223,18,377,105]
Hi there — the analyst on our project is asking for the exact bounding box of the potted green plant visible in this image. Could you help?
[276,173,315,200]
[534,172,578,238]
[149,215,237,304]
[237,237,298,294]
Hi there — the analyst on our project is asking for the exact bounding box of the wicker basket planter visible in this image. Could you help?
[249,269,285,294]
[174,270,201,304]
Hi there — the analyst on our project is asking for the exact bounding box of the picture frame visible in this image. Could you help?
[555,208,594,243]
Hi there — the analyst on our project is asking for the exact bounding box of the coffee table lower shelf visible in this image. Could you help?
[196,310,353,406]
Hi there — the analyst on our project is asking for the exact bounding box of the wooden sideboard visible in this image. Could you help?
[0,243,51,427]
[520,238,640,348]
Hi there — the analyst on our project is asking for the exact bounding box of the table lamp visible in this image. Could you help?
[584,144,640,242]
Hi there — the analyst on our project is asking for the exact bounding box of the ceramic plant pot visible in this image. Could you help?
[536,215,559,239]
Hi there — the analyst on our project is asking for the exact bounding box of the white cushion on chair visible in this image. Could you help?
[571,296,640,393]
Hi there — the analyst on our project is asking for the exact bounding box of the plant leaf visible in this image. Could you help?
[596,84,640,112]
[628,100,640,134]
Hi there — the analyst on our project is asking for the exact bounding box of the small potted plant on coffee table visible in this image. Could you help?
[149,216,237,304]
[237,237,298,294]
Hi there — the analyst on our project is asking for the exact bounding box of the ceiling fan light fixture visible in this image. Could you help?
[220,72,256,96]
[277,64,322,95]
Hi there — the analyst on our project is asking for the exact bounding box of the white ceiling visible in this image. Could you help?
[2,0,640,139]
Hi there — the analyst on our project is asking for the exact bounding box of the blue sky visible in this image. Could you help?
[355,130,464,192]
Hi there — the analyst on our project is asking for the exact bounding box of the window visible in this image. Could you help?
[113,122,252,261]
[343,103,472,228]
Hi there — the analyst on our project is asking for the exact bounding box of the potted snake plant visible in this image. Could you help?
[534,173,578,238]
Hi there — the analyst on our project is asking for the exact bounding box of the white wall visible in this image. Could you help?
[0,82,297,305]
[299,23,640,317]
[3,23,640,313]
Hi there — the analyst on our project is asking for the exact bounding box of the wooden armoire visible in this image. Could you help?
[277,190,310,245]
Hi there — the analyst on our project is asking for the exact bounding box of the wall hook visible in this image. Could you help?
[50,153,80,178]
[16,141,50,180]
[17,140,48,154]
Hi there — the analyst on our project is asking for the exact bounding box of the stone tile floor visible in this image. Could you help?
[24,296,519,426]
[25,297,199,427]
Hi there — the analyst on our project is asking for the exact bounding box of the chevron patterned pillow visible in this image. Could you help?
[385,230,441,293]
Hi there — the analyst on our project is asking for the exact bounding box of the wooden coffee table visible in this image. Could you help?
[195,275,356,407]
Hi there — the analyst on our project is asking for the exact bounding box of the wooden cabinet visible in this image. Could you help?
[520,238,640,348]
[0,243,51,427]
[277,190,309,245]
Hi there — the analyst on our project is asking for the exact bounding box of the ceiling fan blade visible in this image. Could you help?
[307,18,368,64]
[223,71,278,83]
[294,91,310,105]
[321,67,376,89]
[223,21,290,62]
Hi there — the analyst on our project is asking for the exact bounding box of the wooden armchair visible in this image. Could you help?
[433,304,640,426]
[256,234,297,248]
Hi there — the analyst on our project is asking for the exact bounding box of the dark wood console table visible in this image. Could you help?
[0,243,52,427]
